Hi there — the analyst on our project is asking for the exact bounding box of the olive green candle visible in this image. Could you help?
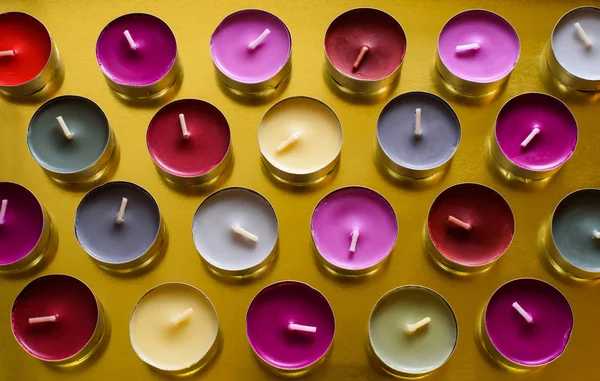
[368,285,458,376]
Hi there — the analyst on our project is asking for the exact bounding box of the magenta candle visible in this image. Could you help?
[436,10,520,95]
[311,187,398,275]
[0,182,50,273]
[96,13,179,99]
[246,281,335,374]
[482,278,573,368]
[492,93,578,180]
[210,9,291,92]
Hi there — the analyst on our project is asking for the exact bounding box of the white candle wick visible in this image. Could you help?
[520,126,540,148]
[0,50,15,57]
[288,323,317,333]
[232,225,259,242]
[455,42,480,54]
[115,197,128,225]
[275,132,300,153]
[353,46,370,70]
[0,199,7,226]
[123,30,138,51]
[179,113,191,139]
[448,215,472,231]
[349,229,360,253]
[170,308,194,327]
[248,29,271,50]
[512,301,533,324]
[574,22,592,49]
[56,116,73,140]
[29,315,57,325]
[593,231,600,239]
[415,108,422,137]
[405,317,431,334]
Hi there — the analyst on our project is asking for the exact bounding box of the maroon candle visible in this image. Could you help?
[11,274,105,363]
[324,8,407,93]
[147,99,231,186]
[427,183,514,273]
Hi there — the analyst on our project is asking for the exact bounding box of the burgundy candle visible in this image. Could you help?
[0,182,51,273]
[147,99,232,186]
[427,183,515,274]
[11,274,106,364]
[324,8,407,93]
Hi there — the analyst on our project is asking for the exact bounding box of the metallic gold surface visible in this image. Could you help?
[1,0,600,380]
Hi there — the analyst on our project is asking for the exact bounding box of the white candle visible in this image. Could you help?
[115,197,128,224]
[56,116,74,140]
[405,316,432,334]
[248,29,271,50]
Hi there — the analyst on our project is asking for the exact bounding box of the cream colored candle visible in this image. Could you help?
[258,96,343,184]
[129,283,219,374]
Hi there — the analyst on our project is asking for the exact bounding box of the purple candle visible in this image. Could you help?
[311,187,398,275]
[437,10,520,95]
[246,281,335,374]
[0,182,50,272]
[492,93,578,180]
[96,13,179,99]
[210,9,291,92]
[483,278,573,368]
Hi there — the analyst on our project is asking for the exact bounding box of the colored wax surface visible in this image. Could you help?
[311,187,397,271]
[11,275,99,361]
[428,183,514,266]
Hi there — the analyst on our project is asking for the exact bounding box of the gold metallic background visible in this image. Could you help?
[1,0,600,379]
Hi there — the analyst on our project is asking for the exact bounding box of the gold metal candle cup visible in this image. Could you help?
[546,7,600,92]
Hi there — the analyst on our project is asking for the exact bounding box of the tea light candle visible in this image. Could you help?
[546,189,600,279]
[324,8,407,93]
[436,10,520,95]
[258,96,343,185]
[130,283,219,374]
[427,183,515,274]
[96,13,179,99]
[481,278,573,368]
[0,182,51,273]
[27,96,116,183]
[369,285,458,376]
[375,92,461,179]
[75,181,164,272]
[147,99,232,186]
[210,9,292,93]
[11,274,106,364]
[491,93,578,180]
[547,7,600,91]
[0,12,60,97]
[311,187,398,275]
[246,281,335,375]
[192,187,278,276]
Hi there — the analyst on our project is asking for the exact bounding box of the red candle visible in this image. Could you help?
[11,274,103,363]
[146,99,231,186]
[427,183,514,273]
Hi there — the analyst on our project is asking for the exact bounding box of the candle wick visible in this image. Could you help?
[512,301,533,324]
[170,307,194,327]
[123,30,138,51]
[455,42,480,54]
[574,22,592,49]
[288,323,317,333]
[56,116,74,140]
[0,199,7,226]
[28,315,58,325]
[593,231,600,240]
[353,46,370,70]
[520,126,540,149]
[248,29,271,50]
[447,215,472,231]
[179,113,191,139]
[115,197,129,225]
[414,108,422,137]
[275,132,301,154]
[405,316,431,334]
[349,229,360,253]
[0,50,15,58]
[232,224,259,242]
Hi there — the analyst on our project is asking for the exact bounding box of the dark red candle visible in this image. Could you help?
[427,183,514,271]
[147,99,231,185]
[11,274,101,362]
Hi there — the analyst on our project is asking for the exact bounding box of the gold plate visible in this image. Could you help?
[1,0,599,380]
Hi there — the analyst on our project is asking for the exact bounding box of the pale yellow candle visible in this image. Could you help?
[129,283,219,373]
[259,97,343,181]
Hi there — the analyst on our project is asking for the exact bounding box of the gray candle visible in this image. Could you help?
[192,187,278,276]
[376,92,461,179]
[75,181,162,271]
